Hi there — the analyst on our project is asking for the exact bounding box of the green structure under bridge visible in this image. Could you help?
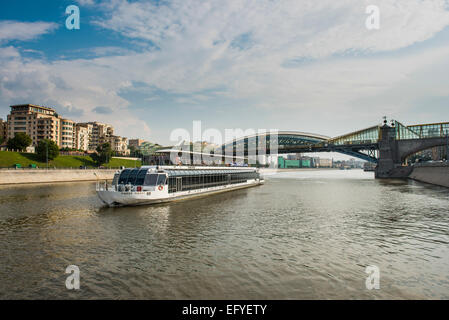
[278,157,313,169]
[216,120,449,178]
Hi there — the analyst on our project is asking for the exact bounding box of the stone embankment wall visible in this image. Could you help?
[409,164,449,188]
[0,169,117,185]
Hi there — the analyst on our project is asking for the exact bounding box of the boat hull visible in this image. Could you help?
[97,180,264,207]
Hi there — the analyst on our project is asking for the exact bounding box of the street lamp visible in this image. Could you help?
[46,140,48,170]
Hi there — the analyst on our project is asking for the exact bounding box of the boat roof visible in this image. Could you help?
[154,149,247,160]
[118,166,258,177]
[140,165,257,170]
[164,169,256,177]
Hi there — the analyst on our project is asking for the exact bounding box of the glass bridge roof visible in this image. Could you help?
[217,131,329,152]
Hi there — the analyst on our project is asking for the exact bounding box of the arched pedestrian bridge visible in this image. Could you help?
[216,120,449,177]
[151,120,448,179]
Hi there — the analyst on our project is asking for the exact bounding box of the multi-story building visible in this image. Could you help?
[128,139,145,149]
[104,135,129,156]
[0,118,7,143]
[60,118,75,149]
[5,104,125,154]
[7,104,61,147]
[78,121,114,151]
[74,124,90,151]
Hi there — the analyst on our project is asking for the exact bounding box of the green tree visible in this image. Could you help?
[7,132,32,151]
[92,142,113,166]
[0,136,4,145]
[36,139,59,161]
[129,145,136,157]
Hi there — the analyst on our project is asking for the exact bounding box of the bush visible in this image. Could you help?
[36,139,59,161]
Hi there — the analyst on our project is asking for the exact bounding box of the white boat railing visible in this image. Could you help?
[96,181,109,191]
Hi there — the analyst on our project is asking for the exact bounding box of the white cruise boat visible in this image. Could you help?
[96,166,264,207]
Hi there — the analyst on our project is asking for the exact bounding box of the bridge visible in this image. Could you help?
[216,120,449,178]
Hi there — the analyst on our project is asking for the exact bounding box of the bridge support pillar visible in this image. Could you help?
[375,124,413,179]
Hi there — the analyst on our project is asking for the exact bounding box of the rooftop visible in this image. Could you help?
[11,104,56,112]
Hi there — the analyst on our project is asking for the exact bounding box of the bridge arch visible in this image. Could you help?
[217,130,377,162]
[398,138,448,162]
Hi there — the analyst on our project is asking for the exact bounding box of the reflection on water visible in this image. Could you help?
[0,170,448,299]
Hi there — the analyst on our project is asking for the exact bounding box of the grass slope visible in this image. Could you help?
[0,151,141,169]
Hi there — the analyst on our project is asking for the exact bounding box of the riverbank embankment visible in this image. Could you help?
[409,163,449,188]
[0,167,343,185]
[0,169,117,185]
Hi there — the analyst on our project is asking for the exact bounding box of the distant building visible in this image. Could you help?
[105,135,129,156]
[4,104,134,155]
[77,121,114,151]
[318,158,333,168]
[60,118,75,149]
[432,146,445,161]
[75,124,89,151]
[7,104,62,147]
[278,156,312,168]
[129,139,145,149]
[138,141,164,156]
[0,118,6,142]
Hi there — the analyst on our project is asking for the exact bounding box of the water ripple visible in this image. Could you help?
[0,171,448,299]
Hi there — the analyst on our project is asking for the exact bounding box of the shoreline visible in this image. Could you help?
[0,169,117,186]
[0,167,359,186]
[409,164,449,188]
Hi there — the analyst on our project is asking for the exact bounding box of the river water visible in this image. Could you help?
[0,169,448,299]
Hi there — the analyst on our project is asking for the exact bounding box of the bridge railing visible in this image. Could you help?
[405,122,449,139]
[326,125,380,146]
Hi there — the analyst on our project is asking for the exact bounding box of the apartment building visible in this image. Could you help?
[5,104,132,155]
[0,118,6,142]
[7,104,61,147]
[60,118,75,149]
[104,135,130,155]
[128,139,145,149]
[78,121,114,151]
[74,124,90,151]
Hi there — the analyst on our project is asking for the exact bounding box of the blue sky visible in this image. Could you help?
[1,0,449,149]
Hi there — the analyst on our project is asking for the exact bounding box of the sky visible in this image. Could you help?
[1,0,449,149]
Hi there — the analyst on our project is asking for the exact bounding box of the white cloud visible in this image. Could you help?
[87,0,449,103]
[76,0,96,6]
[0,49,152,139]
[1,0,449,142]
[0,21,58,43]
[96,0,449,56]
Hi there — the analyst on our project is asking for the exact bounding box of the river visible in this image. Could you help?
[0,169,448,299]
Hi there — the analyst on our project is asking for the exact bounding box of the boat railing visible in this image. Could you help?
[96,181,109,191]
[97,181,152,192]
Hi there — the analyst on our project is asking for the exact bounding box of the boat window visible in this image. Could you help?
[135,169,149,185]
[157,174,167,185]
[144,174,158,186]
[126,169,139,184]
[118,169,131,184]
[112,173,120,186]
